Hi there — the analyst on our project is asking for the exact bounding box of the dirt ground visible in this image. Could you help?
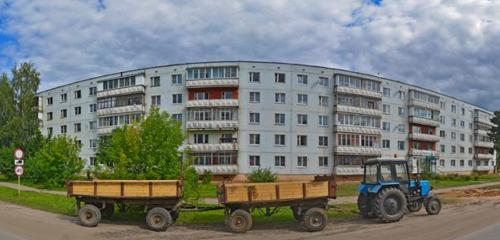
[0,188,500,240]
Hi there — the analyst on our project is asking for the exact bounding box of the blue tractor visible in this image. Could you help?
[357,158,441,223]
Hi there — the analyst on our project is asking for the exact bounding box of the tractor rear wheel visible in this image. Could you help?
[407,201,423,213]
[424,196,441,215]
[357,193,375,218]
[373,187,407,223]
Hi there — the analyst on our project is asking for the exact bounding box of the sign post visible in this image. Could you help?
[13,148,24,198]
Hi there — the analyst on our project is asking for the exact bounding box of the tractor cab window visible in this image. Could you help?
[364,164,378,184]
[380,164,393,182]
[394,163,409,183]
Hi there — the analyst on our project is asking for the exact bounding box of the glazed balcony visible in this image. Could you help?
[97,105,145,116]
[335,105,382,116]
[186,99,239,108]
[474,128,490,136]
[97,126,117,135]
[186,120,239,130]
[97,85,145,98]
[408,99,440,111]
[333,165,364,175]
[409,149,438,156]
[334,146,382,156]
[408,116,440,127]
[473,165,493,172]
[188,143,239,152]
[186,78,239,88]
[409,133,440,142]
[474,117,496,127]
[474,141,494,148]
[334,85,382,99]
[334,125,381,135]
[474,153,494,160]
[194,165,239,175]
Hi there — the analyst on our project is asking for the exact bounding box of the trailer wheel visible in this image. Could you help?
[79,204,101,227]
[101,203,114,218]
[302,208,327,232]
[227,209,252,233]
[146,207,172,231]
[424,196,441,215]
[291,207,303,222]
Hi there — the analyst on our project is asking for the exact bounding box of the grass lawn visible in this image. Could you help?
[0,186,74,215]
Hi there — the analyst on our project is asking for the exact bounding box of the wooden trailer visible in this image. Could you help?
[218,176,337,233]
[67,180,182,231]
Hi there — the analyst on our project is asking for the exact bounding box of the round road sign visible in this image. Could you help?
[14,148,24,160]
[15,166,23,176]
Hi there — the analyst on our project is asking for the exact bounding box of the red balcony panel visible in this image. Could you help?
[188,88,238,100]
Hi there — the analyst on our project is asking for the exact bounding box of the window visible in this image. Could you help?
[187,66,238,80]
[194,134,209,144]
[461,108,465,115]
[451,146,456,153]
[460,133,465,141]
[440,130,445,138]
[89,121,97,130]
[47,97,53,105]
[152,95,161,106]
[47,112,53,121]
[451,105,456,113]
[452,118,457,126]
[194,92,208,100]
[468,147,472,154]
[297,74,308,85]
[382,140,390,148]
[61,109,68,119]
[383,87,390,97]
[89,87,97,96]
[47,127,53,137]
[275,73,285,83]
[275,113,285,125]
[61,93,67,102]
[319,136,328,147]
[398,141,405,150]
[249,92,260,103]
[440,144,445,153]
[440,101,446,109]
[319,115,329,127]
[297,135,307,146]
[460,147,465,153]
[297,156,308,167]
[274,134,285,146]
[275,156,285,167]
[74,90,81,99]
[319,96,329,107]
[249,112,260,124]
[89,104,96,113]
[440,116,445,124]
[275,93,286,104]
[397,124,405,133]
[249,134,260,145]
[60,125,67,134]
[398,107,405,116]
[398,91,405,99]
[90,139,97,149]
[297,94,308,105]
[172,94,183,104]
[383,104,390,114]
[249,155,260,167]
[451,132,456,140]
[171,74,182,85]
[460,159,465,167]
[75,140,82,149]
[172,113,183,121]
[150,76,160,87]
[440,159,445,167]
[319,77,329,87]
[468,160,473,167]
[222,91,233,99]
[249,72,260,82]
[460,120,465,128]
[74,107,81,115]
[74,123,81,133]
[382,122,390,131]
[297,114,308,125]
[319,156,328,167]
[451,160,456,166]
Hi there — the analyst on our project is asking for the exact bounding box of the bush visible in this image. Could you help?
[200,170,212,184]
[28,136,84,188]
[247,168,277,183]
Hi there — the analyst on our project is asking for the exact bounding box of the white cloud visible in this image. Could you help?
[1,0,499,110]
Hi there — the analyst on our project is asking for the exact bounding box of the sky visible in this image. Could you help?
[0,0,499,111]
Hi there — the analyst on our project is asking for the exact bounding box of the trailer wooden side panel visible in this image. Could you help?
[97,182,121,197]
[305,181,329,198]
[68,180,181,198]
[278,182,304,200]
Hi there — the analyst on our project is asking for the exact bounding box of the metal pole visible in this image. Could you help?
[18,175,20,198]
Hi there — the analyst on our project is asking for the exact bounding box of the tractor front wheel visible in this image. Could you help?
[407,201,423,213]
[424,196,442,215]
[357,193,375,218]
[373,187,407,223]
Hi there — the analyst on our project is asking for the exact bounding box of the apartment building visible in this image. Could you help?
[37,61,497,179]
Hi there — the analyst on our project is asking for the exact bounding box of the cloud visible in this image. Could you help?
[0,0,499,110]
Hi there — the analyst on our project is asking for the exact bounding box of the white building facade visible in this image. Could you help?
[37,61,497,179]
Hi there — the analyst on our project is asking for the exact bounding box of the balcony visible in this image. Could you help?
[97,105,145,116]
[408,99,440,111]
[474,128,490,136]
[474,141,494,148]
[409,149,438,156]
[335,146,382,156]
[186,99,239,108]
[333,165,364,175]
[409,133,440,142]
[97,126,117,135]
[97,85,145,98]
[473,165,493,172]
[334,125,381,135]
[334,86,382,99]
[186,78,239,88]
[186,120,238,130]
[188,143,238,152]
[335,105,382,116]
[474,153,494,160]
[474,117,496,127]
[408,116,440,127]
[194,165,238,175]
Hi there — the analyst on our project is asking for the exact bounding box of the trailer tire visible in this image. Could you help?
[227,209,252,233]
[424,196,441,215]
[302,208,327,232]
[101,203,114,218]
[373,187,407,223]
[357,193,375,218]
[146,207,172,232]
[79,204,101,227]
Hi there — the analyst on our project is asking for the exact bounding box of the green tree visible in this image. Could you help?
[0,73,15,146]
[28,135,84,188]
[490,110,500,172]
[247,168,277,182]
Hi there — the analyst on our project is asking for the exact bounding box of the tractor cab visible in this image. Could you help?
[357,158,441,223]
